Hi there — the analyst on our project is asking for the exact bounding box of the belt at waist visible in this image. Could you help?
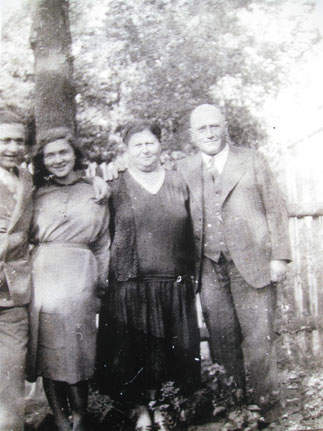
[34,242,89,250]
[133,274,193,283]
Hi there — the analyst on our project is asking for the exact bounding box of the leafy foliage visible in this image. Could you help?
[25,359,323,430]
[1,0,320,163]
[0,1,34,118]
[69,0,319,161]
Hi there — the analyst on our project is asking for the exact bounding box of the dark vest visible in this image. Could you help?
[202,166,231,262]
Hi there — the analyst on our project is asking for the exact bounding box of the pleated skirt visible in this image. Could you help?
[96,276,201,403]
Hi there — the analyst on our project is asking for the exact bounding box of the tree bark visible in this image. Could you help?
[30,0,76,139]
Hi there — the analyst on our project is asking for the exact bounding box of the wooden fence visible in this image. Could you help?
[277,129,323,362]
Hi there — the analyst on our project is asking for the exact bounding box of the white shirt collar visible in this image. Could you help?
[201,143,229,174]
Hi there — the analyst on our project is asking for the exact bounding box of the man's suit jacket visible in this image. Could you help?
[177,145,291,290]
[0,167,33,306]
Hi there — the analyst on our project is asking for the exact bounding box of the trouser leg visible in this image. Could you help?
[0,306,28,431]
[228,262,278,403]
[199,257,246,391]
[67,381,88,431]
[43,378,71,431]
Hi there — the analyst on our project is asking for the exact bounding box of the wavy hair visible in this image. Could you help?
[123,121,161,145]
[33,128,85,188]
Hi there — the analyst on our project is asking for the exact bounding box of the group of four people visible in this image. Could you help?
[0,104,290,431]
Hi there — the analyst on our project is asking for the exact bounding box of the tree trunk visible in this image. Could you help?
[30,0,76,139]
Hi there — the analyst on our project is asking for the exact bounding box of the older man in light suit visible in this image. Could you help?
[0,111,33,431]
[177,104,291,406]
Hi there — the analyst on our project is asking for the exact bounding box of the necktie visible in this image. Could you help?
[209,157,219,182]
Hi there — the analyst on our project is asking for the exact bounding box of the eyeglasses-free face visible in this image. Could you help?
[190,108,227,156]
[43,139,76,182]
[127,129,161,172]
[0,123,26,170]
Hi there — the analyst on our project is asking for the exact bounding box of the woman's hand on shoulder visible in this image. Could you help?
[92,176,111,203]
[101,154,129,181]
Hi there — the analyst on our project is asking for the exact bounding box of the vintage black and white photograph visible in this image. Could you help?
[0,0,322,430]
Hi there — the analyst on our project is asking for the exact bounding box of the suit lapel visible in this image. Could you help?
[181,153,203,209]
[219,146,249,207]
[7,168,33,233]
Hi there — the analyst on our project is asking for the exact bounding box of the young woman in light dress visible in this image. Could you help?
[28,128,110,431]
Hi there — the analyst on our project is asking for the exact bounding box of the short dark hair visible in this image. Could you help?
[33,128,85,188]
[123,121,161,145]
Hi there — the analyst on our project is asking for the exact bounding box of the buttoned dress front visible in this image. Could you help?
[28,178,110,384]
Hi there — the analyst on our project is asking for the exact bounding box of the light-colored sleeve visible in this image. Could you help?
[254,151,292,262]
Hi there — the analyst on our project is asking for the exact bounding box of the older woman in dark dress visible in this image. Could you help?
[96,122,200,431]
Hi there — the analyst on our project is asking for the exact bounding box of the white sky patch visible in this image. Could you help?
[263,39,323,148]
